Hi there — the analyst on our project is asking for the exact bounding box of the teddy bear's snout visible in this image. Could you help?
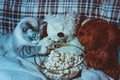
[57,32,64,37]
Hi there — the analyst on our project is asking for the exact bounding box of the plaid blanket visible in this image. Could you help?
[0,0,120,33]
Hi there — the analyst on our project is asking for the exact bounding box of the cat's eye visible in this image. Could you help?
[29,36,35,41]
[22,27,29,32]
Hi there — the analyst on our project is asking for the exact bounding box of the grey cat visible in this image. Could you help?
[0,17,47,58]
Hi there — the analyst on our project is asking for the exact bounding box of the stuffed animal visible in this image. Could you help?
[34,14,86,79]
[77,18,120,80]
[44,14,84,50]
[38,14,84,54]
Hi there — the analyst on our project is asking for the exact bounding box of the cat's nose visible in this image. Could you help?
[29,34,36,40]
[57,32,64,37]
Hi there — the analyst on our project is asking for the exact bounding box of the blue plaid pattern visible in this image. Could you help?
[0,0,120,33]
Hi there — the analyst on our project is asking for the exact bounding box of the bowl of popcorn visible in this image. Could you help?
[35,46,86,80]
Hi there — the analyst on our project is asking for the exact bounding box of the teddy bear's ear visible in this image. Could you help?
[66,12,76,17]
[74,14,88,26]
[44,13,53,21]
[66,12,84,23]
[109,22,120,46]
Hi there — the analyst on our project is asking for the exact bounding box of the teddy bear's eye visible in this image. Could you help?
[79,31,84,36]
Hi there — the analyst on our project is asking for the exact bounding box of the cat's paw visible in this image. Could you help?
[17,46,41,58]
[29,46,41,54]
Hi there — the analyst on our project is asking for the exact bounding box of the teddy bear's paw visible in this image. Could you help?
[85,54,105,70]
[85,50,110,70]
[104,67,120,80]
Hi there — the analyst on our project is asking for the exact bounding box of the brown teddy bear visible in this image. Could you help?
[77,18,120,80]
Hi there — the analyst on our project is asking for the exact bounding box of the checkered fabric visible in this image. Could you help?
[0,0,120,33]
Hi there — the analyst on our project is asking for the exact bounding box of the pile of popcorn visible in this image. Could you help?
[40,49,86,79]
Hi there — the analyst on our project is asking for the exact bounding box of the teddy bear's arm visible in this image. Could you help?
[85,49,110,70]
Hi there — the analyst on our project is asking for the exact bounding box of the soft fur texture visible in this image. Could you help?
[45,14,76,42]
[0,17,47,57]
[0,17,48,80]
[44,14,84,50]
[77,18,120,80]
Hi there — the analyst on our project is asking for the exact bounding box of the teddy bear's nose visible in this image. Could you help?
[57,32,64,37]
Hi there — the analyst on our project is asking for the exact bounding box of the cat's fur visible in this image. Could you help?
[0,17,47,57]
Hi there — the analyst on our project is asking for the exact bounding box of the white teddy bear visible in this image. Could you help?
[45,14,84,49]
[38,13,84,54]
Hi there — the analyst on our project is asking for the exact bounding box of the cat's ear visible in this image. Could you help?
[39,20,48,28]
[39,20,48,39]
